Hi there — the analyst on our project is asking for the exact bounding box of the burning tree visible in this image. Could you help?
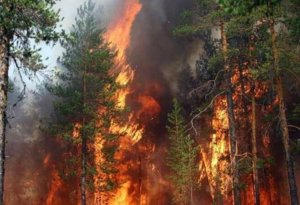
[48,1,121,204]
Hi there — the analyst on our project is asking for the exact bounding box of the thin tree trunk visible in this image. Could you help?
[270,19,299,205]
[251,95,260,205]
[220,20,241,205]
[0,29,9,205]
[249,37,260,205]
[81,68,87,205]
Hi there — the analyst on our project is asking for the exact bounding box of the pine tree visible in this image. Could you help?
[166,99,198,205]
[0,0,62,203]
[48,1,120,204]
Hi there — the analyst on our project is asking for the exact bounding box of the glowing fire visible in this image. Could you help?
[104,0,143,144]
[44,154,63,205]
[93,0,161,204]
[199,96,231,203]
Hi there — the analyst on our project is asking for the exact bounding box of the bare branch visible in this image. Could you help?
[189,91,225,135]
[188,69,225,99]
[288,125,300,131]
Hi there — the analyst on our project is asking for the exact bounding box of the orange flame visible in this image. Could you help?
[94,1,145,204]
[199,96,231,203]
[104,0,143,144]
[44,154,63,205]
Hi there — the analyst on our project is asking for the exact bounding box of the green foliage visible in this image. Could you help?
[256,157,275,169]
[237,157,252,174]
[0,0,64,77]
[208,53,224,72]
[166,99,199,205]
[289,104,300,121]
[48,0,120,192]
[173,0,224,38]
[216,0,281,15]
[172,24,200,37]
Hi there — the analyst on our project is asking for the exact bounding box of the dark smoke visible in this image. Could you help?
[129,0,197,130]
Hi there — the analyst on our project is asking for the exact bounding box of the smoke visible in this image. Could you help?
[129,0,202,95]
[5,89,57,204]
[128,0,198,133]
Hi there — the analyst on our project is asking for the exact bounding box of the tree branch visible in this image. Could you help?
[189,91,225,135]
[11,56,27,106]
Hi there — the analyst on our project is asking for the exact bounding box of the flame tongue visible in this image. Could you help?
[104,0,142,62]
[95,1,144,205]
[104,0,143,144]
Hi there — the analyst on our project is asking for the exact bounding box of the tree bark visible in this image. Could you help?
[0,29,9,205]
[251,95,260,205]
[220,20,241,205]
[270,19,299,205]
[81,68,87,205]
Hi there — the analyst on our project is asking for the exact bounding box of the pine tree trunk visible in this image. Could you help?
[81,133,87,205]
[270,19,299,205]
[251,95,260,205]
[0,30,9,205]
[220,20,241,205]
[81,69,87,205]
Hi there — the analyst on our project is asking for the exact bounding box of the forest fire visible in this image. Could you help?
[5,0,300,204]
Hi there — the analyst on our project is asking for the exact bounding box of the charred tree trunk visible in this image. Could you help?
[270,19,299,205]
[81,69,87,205]
[220,21,241,205]
[0,29,9,205]
[251,94,260,205]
